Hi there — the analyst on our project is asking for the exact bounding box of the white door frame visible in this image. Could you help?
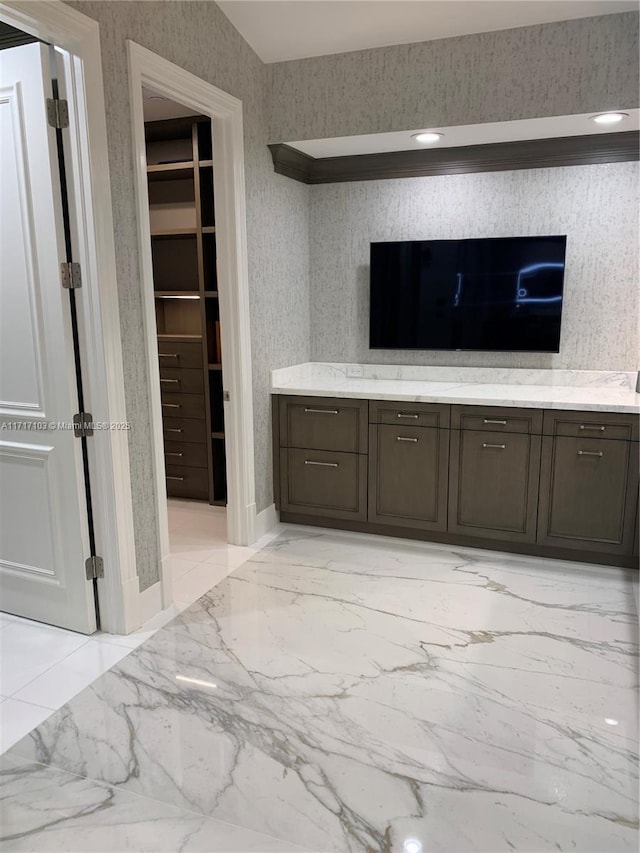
[0,1,138,633]
[127,42,257,607]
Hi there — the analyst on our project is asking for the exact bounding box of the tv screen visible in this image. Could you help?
[369,236,567,352]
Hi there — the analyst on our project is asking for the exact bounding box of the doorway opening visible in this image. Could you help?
[128,42,257,617]
[141,90,235,604]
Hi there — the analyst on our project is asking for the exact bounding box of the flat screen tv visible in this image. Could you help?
[369,236,567,352]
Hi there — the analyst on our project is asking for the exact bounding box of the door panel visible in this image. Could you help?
[368,424,448,530]
[537,436,638,554]
[0,44,96,633]
[449,429,541,542]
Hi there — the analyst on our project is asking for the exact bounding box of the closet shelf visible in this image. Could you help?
[204,290,219,298]
[155,291,200,298]
[151,227,197,237]
[200,159,213,168]
[157,333,202,341]
[202,226,216,234]
[208,363,222,370]
[211,431,225,439]
[147,161,194,181]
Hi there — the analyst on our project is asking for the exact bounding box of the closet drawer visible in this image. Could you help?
[279,396,368,453]
[452,406,543,435]
[157,340,203,369]
[542,410,639,442]
[165,464,209,500]
[163,417,207,443]
[164,440,208,468]
[161,392,205,420]
[159,366,204,394]
[280,448,367,520]
[370,400,450,429]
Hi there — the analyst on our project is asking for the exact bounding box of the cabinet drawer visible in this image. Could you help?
[281,448,367,521]
[452,406,542,435]
[165,464,209,500]
[448,429,541,542]
[159,366,204,394]
[537,436,639,554]
[157,339,203,369]
[542,410,639,442]
[369,400,450,429]
[164,440,208,468]
[163,416,207,444]
[368,424,448,530]
[161,392,205,420]
[279,396,367,453]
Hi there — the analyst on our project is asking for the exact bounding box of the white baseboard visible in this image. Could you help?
[253,503,278,542]
[138,580,163,626]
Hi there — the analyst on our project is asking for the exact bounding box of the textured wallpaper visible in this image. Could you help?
[309,163,640,371]
[268,12,639,142]
[66,1,310,590]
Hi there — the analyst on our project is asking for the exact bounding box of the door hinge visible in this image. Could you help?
[73,412,94,438]
[61,262,82,289]
[46,97,69,129]
[85,555,104,580]
[223,390,230,402]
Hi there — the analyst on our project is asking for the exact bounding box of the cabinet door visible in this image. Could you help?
[449,429,541,542]
[368,425,448,530]
[537,436,638,555]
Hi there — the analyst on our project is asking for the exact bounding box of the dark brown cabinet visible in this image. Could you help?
[273,395,638,568]
[537,412,639,555]
[278,396,368,521]
[368,423,449,530]
[449,427,541,543]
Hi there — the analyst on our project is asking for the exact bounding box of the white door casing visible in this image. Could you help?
[0,42,96,633]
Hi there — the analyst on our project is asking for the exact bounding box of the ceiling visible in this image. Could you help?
[290,110,640,157]
[216,0,638,63]
[142,86,200,122]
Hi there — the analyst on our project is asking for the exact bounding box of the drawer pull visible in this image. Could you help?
[165,428,183,433]
[577,450,603,457]
[160,378,180,384]
[162,403,180,409]
[166,475,185,481]
[165,452,183,458]
[304,460,339,468]
[159,353,179,359]
[580,425,606,432]
[482,442,506,449]
[396,436,418,443]
[483,419,507,425]
[304,408,339,415]
[397,413,419,419]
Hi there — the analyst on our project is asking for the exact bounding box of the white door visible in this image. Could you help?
[0,42,97,633]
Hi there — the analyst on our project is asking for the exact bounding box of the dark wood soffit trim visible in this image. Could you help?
[269,131,640,185]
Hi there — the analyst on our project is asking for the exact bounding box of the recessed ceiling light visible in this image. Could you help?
[412,131,444,144]
[604,718,619,726]
[590,112,629,125]
[403,840,423,853]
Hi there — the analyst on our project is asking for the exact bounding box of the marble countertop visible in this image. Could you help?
[271,363,640,414]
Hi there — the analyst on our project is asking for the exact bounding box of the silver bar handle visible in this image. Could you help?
[304,460,339,468]
[162,403,180,409]
[484,419,507,425]
[165,452,183,458]
[160,378,180,384]
[577,450,603,457]
[159,353,179,359]
[580,425,605,431]
[397,436,418,442]
[304,408,339,415]
[166,475,185,481]
[397,413,419,419]
[165,428,183,433]
[482,442,506,449]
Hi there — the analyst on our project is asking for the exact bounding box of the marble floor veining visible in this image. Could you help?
[1,528,638,852]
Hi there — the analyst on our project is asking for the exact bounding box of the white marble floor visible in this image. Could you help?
[1,526,638,852]
[0,500,274,753]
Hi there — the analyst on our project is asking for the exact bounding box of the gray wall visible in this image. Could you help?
[268,13,639,141]
[67,1,310,590]
[308,162,640,370]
